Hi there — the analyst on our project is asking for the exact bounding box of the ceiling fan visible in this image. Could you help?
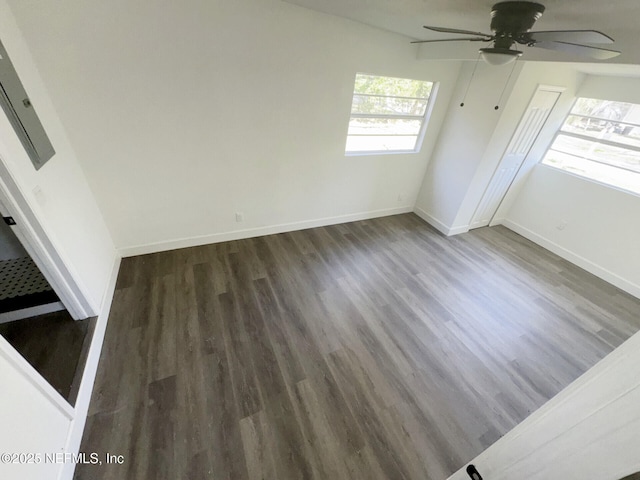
[412,1,621,65]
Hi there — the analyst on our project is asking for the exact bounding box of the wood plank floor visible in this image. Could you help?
[75,214,640,480]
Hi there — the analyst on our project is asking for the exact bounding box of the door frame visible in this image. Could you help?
[0,155,95,320]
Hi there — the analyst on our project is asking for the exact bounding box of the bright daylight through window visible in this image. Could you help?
[345,74,434,155]
[542,97,640,195]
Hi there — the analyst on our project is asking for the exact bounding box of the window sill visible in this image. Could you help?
[345,150,420,157]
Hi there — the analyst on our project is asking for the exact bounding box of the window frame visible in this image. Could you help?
[345,74,438,156]
[541,97,640,196]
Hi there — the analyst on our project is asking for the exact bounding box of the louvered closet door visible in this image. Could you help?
[470,86,563,229]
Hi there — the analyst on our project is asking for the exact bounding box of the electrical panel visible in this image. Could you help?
[0,39,55,170]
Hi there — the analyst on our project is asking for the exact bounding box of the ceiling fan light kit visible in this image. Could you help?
[479,48,522,65]
[412,0,621,65]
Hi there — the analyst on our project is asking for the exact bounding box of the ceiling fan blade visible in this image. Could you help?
[423,25,492,38]
[411,37,489,44]
[534,41,621,60]
[528,30,614,44]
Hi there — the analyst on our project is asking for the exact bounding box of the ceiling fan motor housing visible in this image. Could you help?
[490,1,545,48]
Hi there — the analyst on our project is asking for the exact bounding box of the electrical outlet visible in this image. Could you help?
[557,220,567,231]
[397,194,405,203]
[235,212,244,223]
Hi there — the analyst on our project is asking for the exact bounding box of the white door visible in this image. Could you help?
[470,86,563,229]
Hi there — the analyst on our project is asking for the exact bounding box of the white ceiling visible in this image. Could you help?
[283,0,640,65]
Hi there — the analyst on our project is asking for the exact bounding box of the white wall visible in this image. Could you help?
[0,336,74,480]
[444,61,640,470]
[490,63,584,224]
[0,4,119,479]
[447,329,640,480]
[580,74,640,104]
[502,72,640,298]
[454,63,584,229]
[418,64,640,298]
[5,0,461,255]
[0,0,117,309]
[504,165,640,297]
[414,61,587,235]
[414,60,523,233]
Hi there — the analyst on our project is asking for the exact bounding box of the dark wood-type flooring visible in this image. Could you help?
[0,310,93,404]
[75,214,640,480]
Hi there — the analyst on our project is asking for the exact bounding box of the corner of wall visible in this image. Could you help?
[502,218,640,299]
[413,206,469,236]
[0,0,118,312]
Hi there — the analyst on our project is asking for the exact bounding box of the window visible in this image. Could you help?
[345,73,435,155]
[542,97,640,195]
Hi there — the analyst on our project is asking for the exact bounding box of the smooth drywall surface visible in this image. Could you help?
[447,329,640,480]
[504,165,640,297]
[414,61,588,234]
[491,62,585,224]
[0,1,117,309]
[414,60,524,231]
[6,0,461,252]
[580,74,640,104]
[501,72,640,298]
[453,62,584,229]
[495,70,640,224]
[0,337,72,480]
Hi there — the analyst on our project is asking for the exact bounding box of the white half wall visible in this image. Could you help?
[447,329,640,480]
[0,0,117,310]
[6,0,461,253]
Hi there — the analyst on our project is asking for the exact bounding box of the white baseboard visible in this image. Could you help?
[59,254,122,480]
[0,301,64,324]
[119,206,414,257]
[502,219,640,299]
[413,207,469,236]
[449,224,471,236]
[489,216,506,227]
